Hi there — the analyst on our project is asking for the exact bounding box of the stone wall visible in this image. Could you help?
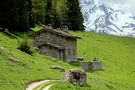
[33,31,66,47]
[80,59,103,71]
[65,38,77,61]
[38,45,60,59]
[80,62,91,71]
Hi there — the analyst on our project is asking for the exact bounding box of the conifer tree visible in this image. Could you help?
[65,0,84,31]
[44,0,53,25]
[17,0,29,31]
[33,0,45,24]
[0,0,10,30]
[27,0,35,28]
[51,9,61,28]
[0,0,29,31]
[44,0,60,28]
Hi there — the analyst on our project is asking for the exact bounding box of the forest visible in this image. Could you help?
[0,0,84,32]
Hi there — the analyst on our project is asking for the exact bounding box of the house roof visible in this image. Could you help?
[38,42,65,51]
[33,27,81,39]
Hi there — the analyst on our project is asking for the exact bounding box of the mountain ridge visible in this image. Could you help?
[80,0,135,37]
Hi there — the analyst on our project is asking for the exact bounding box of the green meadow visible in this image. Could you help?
[0,28,135,90]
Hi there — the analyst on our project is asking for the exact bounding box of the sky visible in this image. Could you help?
[99,0,135,13]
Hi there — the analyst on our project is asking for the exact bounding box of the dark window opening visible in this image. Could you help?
[72,72,81,82]
[49,47,52,49]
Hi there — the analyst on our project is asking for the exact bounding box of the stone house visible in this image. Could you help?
[33,27,80,62]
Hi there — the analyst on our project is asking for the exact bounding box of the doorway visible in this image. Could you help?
[59,50,65,60]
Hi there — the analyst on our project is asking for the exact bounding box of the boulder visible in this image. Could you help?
[50,66,65,71]
[62,69,87,85]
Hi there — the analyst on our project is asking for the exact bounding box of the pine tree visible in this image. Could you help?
[0,0,10,29]
[65,0,84,31]
[0,0,29,31]
[33,0,45,24]
[44,0,53,25]
[51,9,61,28]
[15,0,29,31]
[27,0,35,28]
[44,0,60,28]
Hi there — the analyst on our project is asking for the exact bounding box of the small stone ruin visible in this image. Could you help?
[80,58,103,71]
[62,69,87,85]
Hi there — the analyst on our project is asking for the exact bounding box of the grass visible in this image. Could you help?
[0,31,75,90]
[0,28,135,90]
[30,25,43,32]
[50,81,90,90]
[50,32,135,90]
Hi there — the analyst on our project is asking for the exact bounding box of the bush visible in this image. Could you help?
[18,41,34,55]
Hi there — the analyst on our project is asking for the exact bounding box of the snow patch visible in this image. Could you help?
[80,0,135,37]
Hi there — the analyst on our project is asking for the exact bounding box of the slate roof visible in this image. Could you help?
[33,27,81,39]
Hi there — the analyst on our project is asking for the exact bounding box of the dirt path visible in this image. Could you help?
[26,80,52,90]
[42,84,54,90]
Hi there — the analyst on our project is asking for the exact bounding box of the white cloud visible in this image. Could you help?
[99,0,135,13]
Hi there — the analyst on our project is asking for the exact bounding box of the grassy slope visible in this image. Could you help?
[77,32,135,90]
[50,32,135,90]
[0,30,75,90]
[0,29,135,90]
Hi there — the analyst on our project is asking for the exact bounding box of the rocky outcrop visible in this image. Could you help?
[50,66,65,72]
[62,69,87,85]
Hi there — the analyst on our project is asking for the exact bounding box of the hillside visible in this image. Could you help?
[0,29,76,90]
[0,28,135,90]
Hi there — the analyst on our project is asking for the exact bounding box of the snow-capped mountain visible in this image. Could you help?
[80,0,135,37]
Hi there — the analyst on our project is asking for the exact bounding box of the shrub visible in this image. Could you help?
[18,41,34,55]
